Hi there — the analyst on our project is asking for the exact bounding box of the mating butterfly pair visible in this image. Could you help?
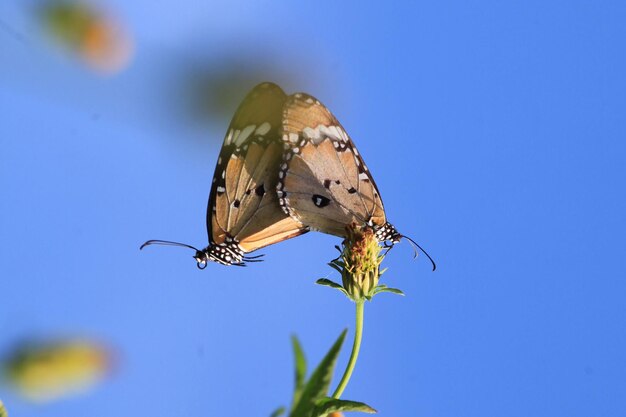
[142,82,434,269]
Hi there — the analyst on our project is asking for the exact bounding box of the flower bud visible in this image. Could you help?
[336,224,384,302]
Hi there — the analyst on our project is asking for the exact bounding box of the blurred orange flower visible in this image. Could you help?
[41,1,133,74]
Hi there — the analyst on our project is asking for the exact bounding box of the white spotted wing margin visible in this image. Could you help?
[276,92,392,240]
[205,82,308,265]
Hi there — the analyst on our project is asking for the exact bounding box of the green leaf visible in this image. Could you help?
[291,336,307,408]
[315,279,348,297]
[290,330,347,417]
[373,286,405,296]
[315,278,342,289]
[0,400,7,417]
[313,397,377,415]
[327,262,343,274]
[270,406,286,417]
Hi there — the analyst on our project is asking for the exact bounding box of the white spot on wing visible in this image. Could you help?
[318,125,332,137]
[313,124,344,143]
[224,129,234,145]
[217,186,226,192]
[327,125,341,139]
[359,172,369,180]
[234,124,256,146]
[338,127,349,142]
[289,133,299,143]
[230,129,240,146]
[255,122,271,136]
[303,127,321,140]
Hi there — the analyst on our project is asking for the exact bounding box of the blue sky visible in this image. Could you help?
[1,1,625,416]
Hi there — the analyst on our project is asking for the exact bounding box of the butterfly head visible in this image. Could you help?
[374,222,402,245]
[193,250,209,269]
[373,223,437,271]
[141,239,214,269]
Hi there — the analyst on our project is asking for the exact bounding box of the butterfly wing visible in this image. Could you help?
[277,93,387,237]
[208,82,307,253]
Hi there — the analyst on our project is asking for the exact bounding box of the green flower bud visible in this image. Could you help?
[335,225,384,302]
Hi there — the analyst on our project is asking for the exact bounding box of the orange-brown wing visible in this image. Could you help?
[207,82,307,252]
[277,93,386,237]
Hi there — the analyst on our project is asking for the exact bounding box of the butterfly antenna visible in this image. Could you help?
[402,235,437,271]
[140,239,200,252]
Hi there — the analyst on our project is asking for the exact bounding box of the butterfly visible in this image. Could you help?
[276,91,436,270]
[141,82,308,268]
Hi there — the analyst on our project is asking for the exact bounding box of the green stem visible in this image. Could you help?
[332,300,365,399]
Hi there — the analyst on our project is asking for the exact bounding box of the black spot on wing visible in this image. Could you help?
[312,194,331,208]
[255,184,265,196]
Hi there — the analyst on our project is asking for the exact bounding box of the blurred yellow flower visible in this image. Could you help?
[0,399,7,417]
[3,340,112,402]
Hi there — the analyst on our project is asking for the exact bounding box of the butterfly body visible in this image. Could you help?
[194,237,246,266]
